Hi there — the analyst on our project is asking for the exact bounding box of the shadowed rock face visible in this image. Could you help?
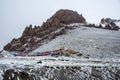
[2,66,120,80]
[3,9,86,51]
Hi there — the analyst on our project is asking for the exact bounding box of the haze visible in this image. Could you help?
[0,0,120,50]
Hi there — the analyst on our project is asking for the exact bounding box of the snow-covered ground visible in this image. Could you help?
[0,55,120,80]
[0,56,120,67]
[0,24,120,80]
[34,25,120,59]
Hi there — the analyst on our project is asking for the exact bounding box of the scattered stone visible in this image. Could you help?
[37,61,42,64]
[77,53,83,56]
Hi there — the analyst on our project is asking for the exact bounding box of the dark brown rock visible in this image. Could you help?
[22,24,33,37]
[50,9,86,24]
[4,43,12,51]
[3,9,86,51]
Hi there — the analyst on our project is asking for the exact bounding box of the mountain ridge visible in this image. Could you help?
[3,9,86,51]
[3,9,120,52]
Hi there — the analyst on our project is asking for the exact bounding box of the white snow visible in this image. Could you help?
[101,24,106,28]
[115,22,120,28]
[0,24,120,79]
[67,23,82,26]
[0,56,120,67]
[0,50,14,58]
[34,25,120,59]
[0,24,119,67]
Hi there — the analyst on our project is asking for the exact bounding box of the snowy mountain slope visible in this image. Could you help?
[1,9,120,80]
[34,24,120,58]
[0,24,120,80]
[3,9,86,51]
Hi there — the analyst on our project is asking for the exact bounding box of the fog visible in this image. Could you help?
[0,0,120,50]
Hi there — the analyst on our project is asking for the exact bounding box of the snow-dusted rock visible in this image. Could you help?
[3,9,86,52]
[100,18,119,30]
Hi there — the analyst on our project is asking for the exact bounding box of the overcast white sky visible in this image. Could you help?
[0,0,120,50]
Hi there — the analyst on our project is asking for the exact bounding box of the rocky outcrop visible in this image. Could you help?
[4,9,86,51]
[100,18,119,30]
[49,9,86,24]
[84,18,120,30]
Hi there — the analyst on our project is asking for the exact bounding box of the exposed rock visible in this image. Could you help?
[84,23,97,27]
[2,66,120,80]
[100,18,119,30]
[4,43,12,51]
[3,9,86,51]
[49,9,86,24]
[3,69,35,80]
[83,18,120,30]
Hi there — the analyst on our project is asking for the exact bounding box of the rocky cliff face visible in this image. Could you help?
[3,9,86,51]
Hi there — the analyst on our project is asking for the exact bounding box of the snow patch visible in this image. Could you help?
[34,26,120,59]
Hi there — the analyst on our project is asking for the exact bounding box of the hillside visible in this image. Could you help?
[3,9,120,52]
[3,9,86,51]
[0,9,120,80]
[34,24,120,59]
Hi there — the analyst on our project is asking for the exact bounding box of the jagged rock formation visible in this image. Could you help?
[100,18,119,30]
[4,9,86,51]
[84,18,120,30]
